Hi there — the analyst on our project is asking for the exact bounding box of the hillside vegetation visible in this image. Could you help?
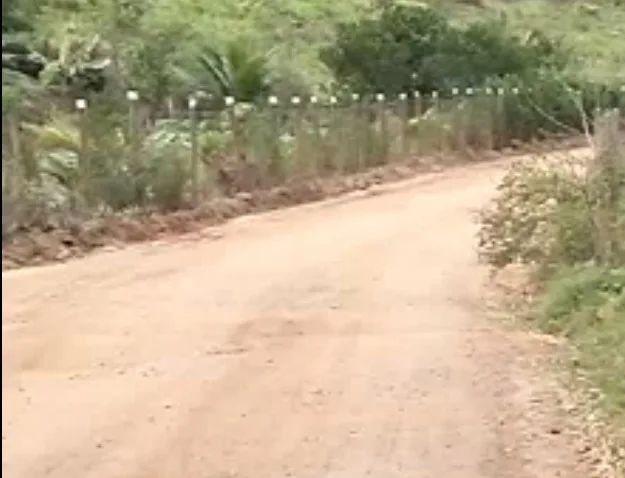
[3,0,624,98]
[2,0,623,245]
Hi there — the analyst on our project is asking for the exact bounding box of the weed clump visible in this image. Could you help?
[477,157,593,276]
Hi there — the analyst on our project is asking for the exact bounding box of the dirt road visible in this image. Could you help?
[2,159,595,478]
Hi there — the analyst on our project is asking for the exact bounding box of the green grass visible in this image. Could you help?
[537,265,625,440]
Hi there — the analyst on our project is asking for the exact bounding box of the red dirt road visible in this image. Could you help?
[2,159,598,478]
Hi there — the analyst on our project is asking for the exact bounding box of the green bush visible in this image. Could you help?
[320,4,451,94]
[4,105,195,221]
[321,3,563,94]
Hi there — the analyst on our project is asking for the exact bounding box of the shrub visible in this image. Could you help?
[320,4,451,94]
[321,3,563,94]
[478,110,625,277]
[477,157,595,276]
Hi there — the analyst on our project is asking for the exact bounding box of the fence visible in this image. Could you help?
[2,85,625,237]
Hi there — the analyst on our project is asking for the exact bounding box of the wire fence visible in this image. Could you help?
[2,86,625,236]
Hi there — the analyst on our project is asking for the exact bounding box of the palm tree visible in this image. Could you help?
[191,39,272,102]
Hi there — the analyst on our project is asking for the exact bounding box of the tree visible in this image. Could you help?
[320,4,452,94]
[188,40,272,102]
[321,2,563,94]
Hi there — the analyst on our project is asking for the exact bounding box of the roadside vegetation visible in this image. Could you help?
[2,0,623,264]
[477,110,625,462]
[2,0,624,466]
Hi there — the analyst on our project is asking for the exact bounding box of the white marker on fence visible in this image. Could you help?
[330,96,338,105]
[351,93,360,102]
[398,92,407,101]
[413,91,420,98]
[310,96,318,104]
[466,87,474,96]
[432,91,439,99]
[291,96,301,105]
[485,87,493,95]
[188,96,198,110]
[75,98,87,110]
[512,87,520,95]
[225,96,235,106]
[375,93,385,102]
[497,87,505,96]
[268,95,279,106]
[126,90,139,101]
[451,87,459,96]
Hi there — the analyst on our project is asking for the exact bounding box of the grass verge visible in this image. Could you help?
[537,265,625,443]
[477,109,625,469]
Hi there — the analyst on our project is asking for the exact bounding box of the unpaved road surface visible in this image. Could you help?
[3,159,595,478]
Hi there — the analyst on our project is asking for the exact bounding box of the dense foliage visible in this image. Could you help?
[2,0,623,238]
[2,0,284,109]
[321,3,564,94]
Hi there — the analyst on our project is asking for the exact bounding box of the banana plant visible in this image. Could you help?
[38,31,111,95]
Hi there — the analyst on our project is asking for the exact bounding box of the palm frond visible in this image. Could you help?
[197,46,232,96]
[193,40,271,101]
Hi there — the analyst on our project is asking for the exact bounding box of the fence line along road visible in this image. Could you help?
[2,86,624,235]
